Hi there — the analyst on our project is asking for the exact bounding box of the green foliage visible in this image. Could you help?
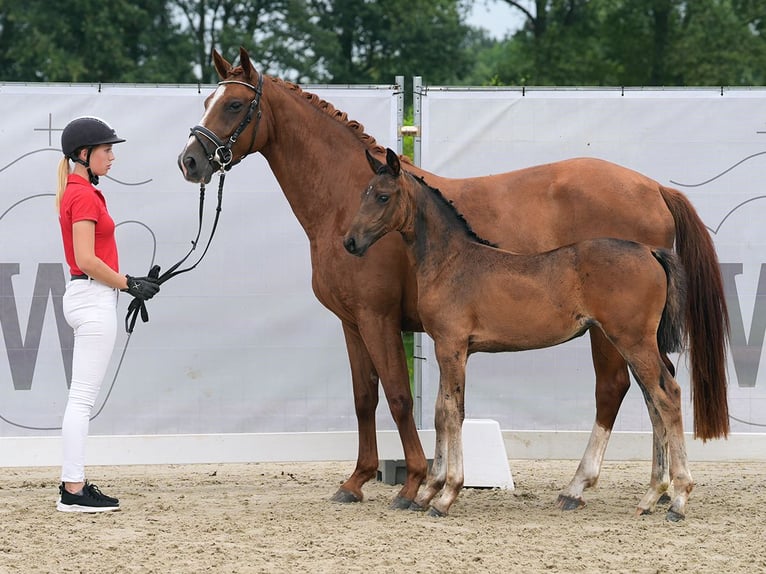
[308,0,474,85]
[487,0,766,86]
[0,0,195,82]
[1,1,764,90]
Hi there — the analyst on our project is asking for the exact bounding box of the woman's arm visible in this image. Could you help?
[72,220,129,290]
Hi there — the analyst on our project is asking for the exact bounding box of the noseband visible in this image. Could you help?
[190,73,264,172]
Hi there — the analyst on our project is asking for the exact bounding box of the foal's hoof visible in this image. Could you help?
[658,493,672,505]
[330,488,362,503]
[427,506,447,518]
[389,496,413,510]
[556,494,586,511]
[665,508,685,522]
[408,501,427,512]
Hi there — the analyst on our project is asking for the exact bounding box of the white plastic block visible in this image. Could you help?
[462,419,514,490]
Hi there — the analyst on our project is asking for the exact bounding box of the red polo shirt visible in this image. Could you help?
[59,174,119,276]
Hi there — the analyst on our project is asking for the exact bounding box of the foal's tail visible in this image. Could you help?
[653,249,687,356]
[660,186,730,441]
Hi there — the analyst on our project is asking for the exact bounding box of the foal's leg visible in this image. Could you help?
[634,383,671,514]
[412,340,468,517]
[628,355,693,521]
[558,331,672,511]
[557,330,631,510]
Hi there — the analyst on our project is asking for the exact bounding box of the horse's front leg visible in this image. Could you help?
[359,316,428,508]
[414,340,467,517]
[558,331,630,510]
[330,323,381,503]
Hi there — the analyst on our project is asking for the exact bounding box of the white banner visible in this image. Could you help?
[0,83,398,437]
[421,87,766,434]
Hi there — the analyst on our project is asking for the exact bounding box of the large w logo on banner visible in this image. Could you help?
[0,262,73,389]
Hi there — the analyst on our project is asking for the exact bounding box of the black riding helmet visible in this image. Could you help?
[61,116,125,184]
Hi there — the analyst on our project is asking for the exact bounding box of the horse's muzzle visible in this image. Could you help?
[178,149,213,184]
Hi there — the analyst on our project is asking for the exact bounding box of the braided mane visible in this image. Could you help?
[412,174,497,247]
[229,65,413,165]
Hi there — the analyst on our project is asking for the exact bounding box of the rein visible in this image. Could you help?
[125,73,264,333]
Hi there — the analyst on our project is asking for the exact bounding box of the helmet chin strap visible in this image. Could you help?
[72,147,99,185]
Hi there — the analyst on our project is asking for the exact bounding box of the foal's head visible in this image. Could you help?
[343,148,413,257]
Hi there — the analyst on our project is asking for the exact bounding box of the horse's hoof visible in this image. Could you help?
[389,496,413,510]
[428,506,447,518]
[635,506,652,517]
[408,501,427,512]
[658,493,672,505]
[666,508,685,522]
[330,488,362,503]
[556,494,585,511]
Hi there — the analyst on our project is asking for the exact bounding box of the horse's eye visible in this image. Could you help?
[229,101,243,112]
[377,195,389,204]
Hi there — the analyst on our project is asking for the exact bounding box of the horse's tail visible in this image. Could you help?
[659,186,730,441]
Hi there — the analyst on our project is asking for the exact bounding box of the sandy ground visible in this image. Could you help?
[0,459,764,574]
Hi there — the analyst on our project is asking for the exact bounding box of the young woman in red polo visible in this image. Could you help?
[55,117,160,512]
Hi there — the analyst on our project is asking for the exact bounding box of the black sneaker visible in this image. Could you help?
[56,481,120,513]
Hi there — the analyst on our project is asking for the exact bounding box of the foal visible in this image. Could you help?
[343,148,693,520]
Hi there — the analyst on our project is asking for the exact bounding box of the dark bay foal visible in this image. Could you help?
[344,149,694,520]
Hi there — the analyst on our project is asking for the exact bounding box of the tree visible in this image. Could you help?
[489,0,766,86]
[0,0,195,82]
[170,0,333,84]
[306,0,474,85]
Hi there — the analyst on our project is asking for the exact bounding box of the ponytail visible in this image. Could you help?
[55,156,70,211]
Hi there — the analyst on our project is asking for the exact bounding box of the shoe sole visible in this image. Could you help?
[56,501,120,513]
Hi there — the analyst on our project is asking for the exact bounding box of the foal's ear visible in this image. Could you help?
[385,148,401,176]
[366,149,384,174]
[239,46,255,81]
[212,49,232,80]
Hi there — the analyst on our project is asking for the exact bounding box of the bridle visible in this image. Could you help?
[125,73,265,333]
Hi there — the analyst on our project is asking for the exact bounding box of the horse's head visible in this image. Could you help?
[343,148,412,257]
[178,47,266,183]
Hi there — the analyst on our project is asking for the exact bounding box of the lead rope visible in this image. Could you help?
[124,171,226,333]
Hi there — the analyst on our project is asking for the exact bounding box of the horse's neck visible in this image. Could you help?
[260,83,369,238]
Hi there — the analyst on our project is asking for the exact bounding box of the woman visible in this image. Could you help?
[55,116,160,512]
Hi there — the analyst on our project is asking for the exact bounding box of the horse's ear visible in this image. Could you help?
[365,149,384,174]
[385,148,401,176]
[239,46,255,81]
[212,49,232,80]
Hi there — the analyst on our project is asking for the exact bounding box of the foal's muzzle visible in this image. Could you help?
[343,236,366,257]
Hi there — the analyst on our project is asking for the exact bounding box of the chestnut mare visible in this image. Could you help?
[178,47,729,511]
[344,149,693,519]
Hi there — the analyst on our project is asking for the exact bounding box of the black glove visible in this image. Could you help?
[123,274,160,301]
[124,265,161,333]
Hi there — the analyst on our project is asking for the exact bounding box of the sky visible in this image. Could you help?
[467,0,526,39]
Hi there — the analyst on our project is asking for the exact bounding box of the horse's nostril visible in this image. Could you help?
[344,237,356,254]
[183,155,197,171]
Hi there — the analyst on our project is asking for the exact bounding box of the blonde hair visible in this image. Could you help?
[55,156,71,211]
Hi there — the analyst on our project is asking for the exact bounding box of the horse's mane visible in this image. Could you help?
[411,174,497,248]
[230,65,414,166]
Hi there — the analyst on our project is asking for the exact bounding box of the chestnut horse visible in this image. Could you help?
[344,148,693,519]
[177,47,728,511]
